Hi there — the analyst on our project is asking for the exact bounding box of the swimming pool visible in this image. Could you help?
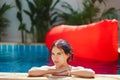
[0,43,50,72]
[0,43,120,74]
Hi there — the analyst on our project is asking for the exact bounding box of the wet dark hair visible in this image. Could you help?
[50,39,74,62]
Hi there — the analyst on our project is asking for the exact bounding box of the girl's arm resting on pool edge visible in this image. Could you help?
[50,67,95,77]
[28,66,54,77]
[70,67,95,78]
[28,66,65,77]
[28,66,95,78]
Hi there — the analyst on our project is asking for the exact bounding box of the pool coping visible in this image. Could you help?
[0,72,120,80]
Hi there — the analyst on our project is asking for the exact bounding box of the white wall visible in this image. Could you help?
[1,0,31,42]
[1,0,120,43]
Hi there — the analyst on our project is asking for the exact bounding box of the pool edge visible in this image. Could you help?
[0,72,120,80]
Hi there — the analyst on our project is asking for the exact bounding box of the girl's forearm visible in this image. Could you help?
[28,70,46,76]
[28,68,58,77]
[28,68,51,77]
[71,69,95,78]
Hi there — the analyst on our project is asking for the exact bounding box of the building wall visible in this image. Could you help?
[0,0,120,43]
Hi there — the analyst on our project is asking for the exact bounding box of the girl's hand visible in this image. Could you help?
[49,67,70,76]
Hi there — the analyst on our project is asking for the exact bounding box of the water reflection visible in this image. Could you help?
[48,56,120,74]
[70,56,120,74]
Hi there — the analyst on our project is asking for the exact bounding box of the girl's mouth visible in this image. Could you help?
[54,61,59,63]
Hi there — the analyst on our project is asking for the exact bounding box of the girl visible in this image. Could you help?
[28,39,95,78]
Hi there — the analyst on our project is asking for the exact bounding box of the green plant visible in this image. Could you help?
[100,8,120,20]
[0,3,12,41]
[56,0,120,25]
[24,0,60,43]
[15,0,29,43]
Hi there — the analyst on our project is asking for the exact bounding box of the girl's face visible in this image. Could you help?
[51,46,69,68]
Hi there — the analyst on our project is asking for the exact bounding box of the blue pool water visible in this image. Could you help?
[0,43,50,72]
[0,43,120,74]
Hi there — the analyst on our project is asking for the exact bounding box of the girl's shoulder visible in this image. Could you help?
[30,66,55,71]
[71,66,84,70]
[40,65,55,69]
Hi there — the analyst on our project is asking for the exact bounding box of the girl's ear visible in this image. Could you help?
[67,53,74,62]
[67,54,70,61]
[66,53,70,57]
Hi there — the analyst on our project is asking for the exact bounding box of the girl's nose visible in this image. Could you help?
[53,55,58,60]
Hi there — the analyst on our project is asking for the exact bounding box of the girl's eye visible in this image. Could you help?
[51,53,55,55]
[58,52,62,55]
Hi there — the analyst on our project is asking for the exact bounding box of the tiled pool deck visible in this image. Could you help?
[0,72,120,80]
